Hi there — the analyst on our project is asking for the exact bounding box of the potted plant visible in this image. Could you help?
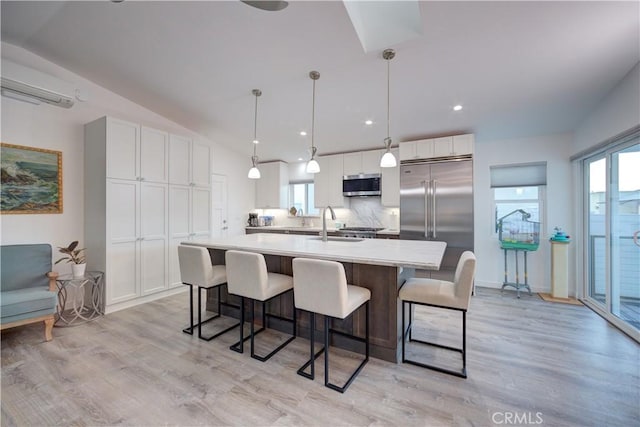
[55,241,86,278]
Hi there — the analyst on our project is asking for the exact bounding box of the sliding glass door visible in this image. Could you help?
[584,137,640,337]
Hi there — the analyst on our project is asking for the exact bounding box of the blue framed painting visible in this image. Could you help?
[1,143,63,214]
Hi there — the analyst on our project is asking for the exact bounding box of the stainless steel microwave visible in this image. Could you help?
[342,173,382,197]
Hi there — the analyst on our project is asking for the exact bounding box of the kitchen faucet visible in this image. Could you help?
[321,205,336,242]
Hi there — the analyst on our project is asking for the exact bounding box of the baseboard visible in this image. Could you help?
[104,286,188,315]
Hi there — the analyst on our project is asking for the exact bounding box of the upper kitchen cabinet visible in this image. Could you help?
[255,161,288,209]
[103,117,168,183]
[399,139,434,161]
[314,154,349,208]
[169,135,212,187]
[343,150,382,175]
[399,134,474,161]
[381,148,400,207]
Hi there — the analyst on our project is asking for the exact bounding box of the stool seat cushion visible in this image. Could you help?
[178,245,227,287]
[399,251,476,311]
[399,278,461,309]
[225,250,293,302]
[207,265,227,288]
[292,258,371,319]
[264,273,294,301]
[339,285,371,320]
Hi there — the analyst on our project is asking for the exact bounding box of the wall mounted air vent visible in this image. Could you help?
[1,60,75,108]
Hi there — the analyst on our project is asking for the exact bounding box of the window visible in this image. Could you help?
[491,162,546,235]
[494,186,542,231]
[289,182,318,216]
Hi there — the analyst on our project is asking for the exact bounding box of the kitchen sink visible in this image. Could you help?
[308,236,364,242]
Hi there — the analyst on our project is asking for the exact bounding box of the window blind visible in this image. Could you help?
[490,162,547,188]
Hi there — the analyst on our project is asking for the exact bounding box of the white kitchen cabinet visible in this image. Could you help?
[343,150,382,175]
[452,134,474,155]
[255,161,288,209]
[85,116,180,310]
[104,117,168,183]
[168,185,211,288]
[433,134,474,157]
[314,154,349,208]
[169,134,212,187]
[399,139,434,161]
[433,136,453,157]
[381,148,400,207]
[400,134,474,161]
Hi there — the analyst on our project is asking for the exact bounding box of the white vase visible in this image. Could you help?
[72,263,86,278]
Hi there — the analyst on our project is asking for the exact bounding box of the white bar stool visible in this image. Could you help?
[178,245,240,341]
[225,250,296,362]
[292,258,370,393]
[399,251,476,378]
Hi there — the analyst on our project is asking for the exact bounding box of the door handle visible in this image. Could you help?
[423,181,429,239]
[432,180,437,239]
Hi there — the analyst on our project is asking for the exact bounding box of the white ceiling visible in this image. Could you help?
[2,1,639,163]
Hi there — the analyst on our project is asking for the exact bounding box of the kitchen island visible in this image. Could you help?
[184,233,446,362]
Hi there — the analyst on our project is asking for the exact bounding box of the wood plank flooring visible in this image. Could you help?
[2,287,638,426]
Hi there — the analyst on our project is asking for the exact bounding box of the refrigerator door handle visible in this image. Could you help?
[423,180,430,239]
[432,179,437,239]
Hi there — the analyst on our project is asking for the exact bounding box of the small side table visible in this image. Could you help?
[551,241,570,298]
[55,271,104,326]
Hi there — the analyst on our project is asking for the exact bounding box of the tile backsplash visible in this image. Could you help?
[255,198,399,230]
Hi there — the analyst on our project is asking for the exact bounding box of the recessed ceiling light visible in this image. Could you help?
[252,139,259,144]
[300,131,307,136]
[365,120,373,125]
[453,105,463,111]
[297,157,303,161]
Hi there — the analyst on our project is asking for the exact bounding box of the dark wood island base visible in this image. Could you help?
[206,249,415,363]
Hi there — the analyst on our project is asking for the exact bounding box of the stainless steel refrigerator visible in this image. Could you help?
[400,158,474,281]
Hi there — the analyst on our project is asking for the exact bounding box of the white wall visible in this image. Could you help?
[0,43,254,270]
[573,62,640,154]
[474,132,574,294]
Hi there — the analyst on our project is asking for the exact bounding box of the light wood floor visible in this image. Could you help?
[2,287,638,426]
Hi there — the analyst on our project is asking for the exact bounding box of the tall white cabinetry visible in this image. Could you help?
[85,116,210,310]
[168,134,212,288]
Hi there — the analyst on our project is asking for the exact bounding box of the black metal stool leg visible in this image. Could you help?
[230,297,245,353]
[182,284,194,335]
[297,311,325,380]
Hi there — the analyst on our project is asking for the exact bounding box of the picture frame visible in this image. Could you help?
[1,143,63,214]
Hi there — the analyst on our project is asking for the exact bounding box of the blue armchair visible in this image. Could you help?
[1,244,59,341]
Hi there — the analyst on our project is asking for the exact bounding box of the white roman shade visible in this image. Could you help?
[490,162,547,188]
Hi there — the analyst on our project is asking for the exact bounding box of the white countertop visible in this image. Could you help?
[245,226,400,235]
[185,233,445,270]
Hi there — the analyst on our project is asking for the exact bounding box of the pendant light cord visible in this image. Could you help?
[253,93,258,158]
[386,56,390,142]
[311,77,316,151]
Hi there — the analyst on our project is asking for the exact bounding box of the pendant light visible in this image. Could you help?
[248,89,262,179]
[306,71,321,174]
[380,48,397,168]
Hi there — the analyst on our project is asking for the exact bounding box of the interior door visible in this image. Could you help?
[211,174,227,238]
